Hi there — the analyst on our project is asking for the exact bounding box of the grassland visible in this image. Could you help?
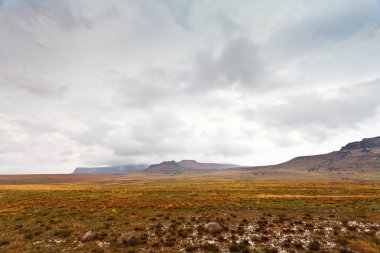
[0,174,379,253]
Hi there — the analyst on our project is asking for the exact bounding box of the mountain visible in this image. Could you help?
[236,136,380,173]
[143,160,240,174]
[73,160,239,175]
[72,136,380,178]
[73,164,148,174]
[143,161,182,174]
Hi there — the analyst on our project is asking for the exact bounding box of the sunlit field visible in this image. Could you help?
[1,177,379,253]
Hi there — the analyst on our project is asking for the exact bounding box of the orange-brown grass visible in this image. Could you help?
[0,180,379,252]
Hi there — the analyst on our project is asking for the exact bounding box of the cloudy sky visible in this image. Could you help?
[1,0,380,174]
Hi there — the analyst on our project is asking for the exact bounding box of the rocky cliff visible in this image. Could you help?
[236,136,380,173]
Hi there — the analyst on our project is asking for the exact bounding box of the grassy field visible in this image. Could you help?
[0,175,379,253]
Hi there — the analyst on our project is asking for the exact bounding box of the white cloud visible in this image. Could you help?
[0,0,380,173]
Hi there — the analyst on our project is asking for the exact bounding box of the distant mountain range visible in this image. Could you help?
[73,160,239,175]
[73,164,148,174]
[73,136,380,176]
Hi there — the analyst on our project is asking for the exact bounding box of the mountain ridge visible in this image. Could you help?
[72,160,240,175]
[232,136,380,173]
[73,136,380,175]
[143,160,240,174]
[73,164,148,174]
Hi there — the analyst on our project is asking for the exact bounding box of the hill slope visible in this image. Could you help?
[143,160,240,174]
[237,136,380,173]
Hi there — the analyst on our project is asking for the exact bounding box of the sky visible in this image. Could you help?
[1,0,380,174]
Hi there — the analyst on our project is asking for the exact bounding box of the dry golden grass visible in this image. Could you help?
[0,176,379,252]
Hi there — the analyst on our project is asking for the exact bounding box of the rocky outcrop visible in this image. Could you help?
[177,160,239,170]
[341,136,380,151]
[143,161,183,174]
[143,160,240,174]
[117,232,137,245]
[204,222,224,234]
[81,230,97,242]
[233,136,380,173]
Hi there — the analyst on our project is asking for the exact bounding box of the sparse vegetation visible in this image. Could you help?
[308,240,321,251]
[0,180,379,252]
[0,238,10,246]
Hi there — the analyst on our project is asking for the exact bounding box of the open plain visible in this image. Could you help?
[0,173,379,253]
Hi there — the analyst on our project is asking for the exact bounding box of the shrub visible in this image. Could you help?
[202,242,220,252]
[163,235,176,247]
[133,226,144,231]
[217,235,226,241]
[54,229,71,238]
[97,231,107,240]
[229,243,240,252]
[336,237,349,246]
[264,247,278,253]
[251,236,260,242]
[340,249,354,253]
[24,232,34,240]
[229,241,250,252]
[0,238,10,246]
[308,240,320,251]
[125,250,137,253]
[178,228,191,237]
[293,241,303,249]
[154,223,163,235]
[184,243,198,252]
[90,248,104,253]
[137,233,148,244]
[237,225,245,236]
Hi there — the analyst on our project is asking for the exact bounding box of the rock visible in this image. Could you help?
[117,232,137,245]
[81,230,97,242]
[341,136,380,151]
[143,161,182,174]
[204,222,223,234]
[341,141,361,150]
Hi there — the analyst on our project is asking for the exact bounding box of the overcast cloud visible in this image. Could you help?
[1,0,380,174]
